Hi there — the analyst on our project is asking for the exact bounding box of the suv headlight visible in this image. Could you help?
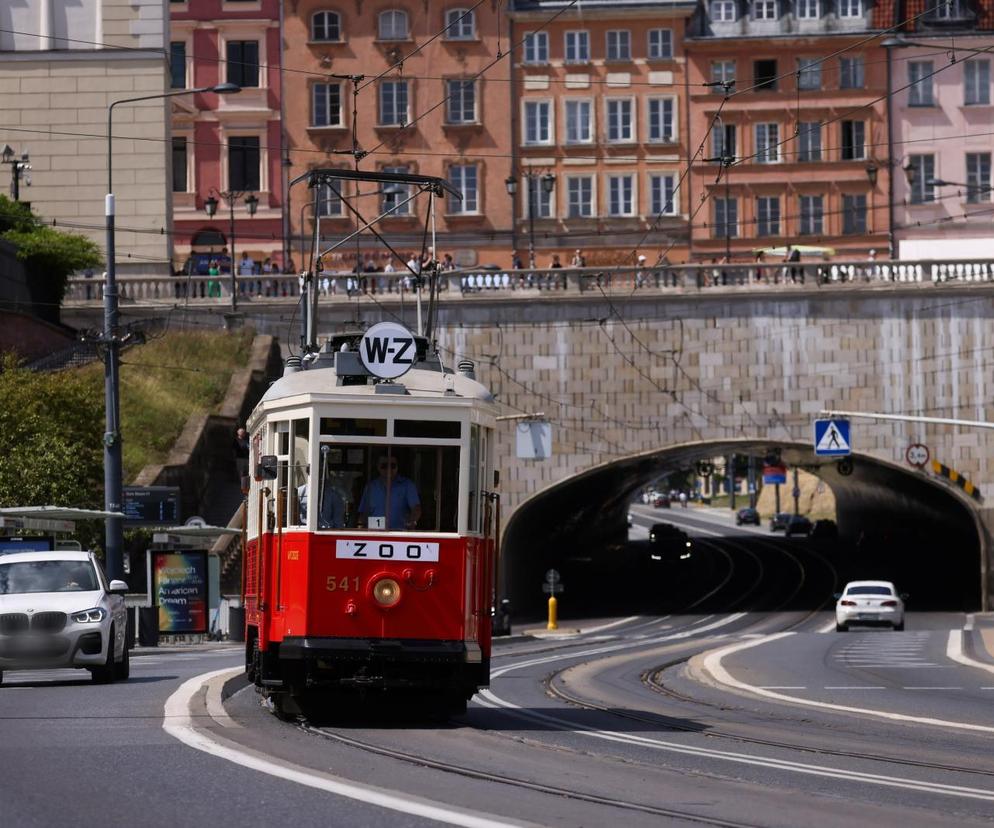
[71,608,106,624]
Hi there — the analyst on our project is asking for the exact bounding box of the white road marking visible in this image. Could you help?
[759,686,806,690]
[163,668,533,828]
[816,619,837,634]
[946,629,994,677]
[576,616,641,635]
[903,687,962,691]
[698,633,994,735]
[824,686,886,690]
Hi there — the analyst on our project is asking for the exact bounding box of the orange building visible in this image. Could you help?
[510,0,696,266]
[685,6,891,261]
[282,2,513,270]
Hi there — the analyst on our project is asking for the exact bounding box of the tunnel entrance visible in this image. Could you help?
[501,440,985,619]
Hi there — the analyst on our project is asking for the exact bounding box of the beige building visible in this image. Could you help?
[0,0,173,273]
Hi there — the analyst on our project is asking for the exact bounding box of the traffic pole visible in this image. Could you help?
[547,596,558,631]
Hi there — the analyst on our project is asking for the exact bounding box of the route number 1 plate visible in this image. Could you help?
[335,539,440,562]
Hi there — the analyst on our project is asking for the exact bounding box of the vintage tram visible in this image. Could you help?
[242,326,500,718]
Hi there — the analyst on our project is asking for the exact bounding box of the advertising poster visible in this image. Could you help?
[153,551,208,633]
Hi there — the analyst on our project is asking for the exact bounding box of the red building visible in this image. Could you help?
[169,0,286,275]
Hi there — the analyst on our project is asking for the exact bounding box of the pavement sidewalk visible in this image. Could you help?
[132,641,242,657]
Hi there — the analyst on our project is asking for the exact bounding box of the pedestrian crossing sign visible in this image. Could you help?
[813,418,851,456]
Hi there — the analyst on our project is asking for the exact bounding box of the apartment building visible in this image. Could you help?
[885,0,994,259]
[169,0,285,272]
[281,1,513,270]
[510,0,697,265]
[0,0,172,273]
[685,0,891,260]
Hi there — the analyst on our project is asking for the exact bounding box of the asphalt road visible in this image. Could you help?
[4,509,994,827]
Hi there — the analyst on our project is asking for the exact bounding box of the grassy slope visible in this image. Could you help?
[82,329,255,481]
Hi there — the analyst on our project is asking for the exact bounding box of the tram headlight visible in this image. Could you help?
[372,577,401,607]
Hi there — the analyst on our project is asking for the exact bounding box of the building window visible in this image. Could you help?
[172,137,187,192]
[567,176,594,218]
[710,0,736,21]
[966,153,992,203]
[753,0,778,20]
[229,136,260,191]
[796,0,819,18]
[607,175,635,216]
[840,121,865,160]
[523,31,548,63]
[317,181,343,216]
[964,60,991,105]
[226,40,259,88]
[523,100,552,144]
[712,123,736,160]
[647,29,673,59]
[929,0,970,19]
[711,60,736,89]
[445,9,475,40]
[379,80,409,125]
[713,197,738,238]
[799,195,823,235]
[312,11,341,41]
[797,122,821,162]
[842,194,867,234]
[840,56,864,89]
[797,58,821,90]
[649,173,677,216]
[169,41,186,89]
[526,176,553,218]
[754,59,778,91]
[564,99,593,144]
[606,99,634,142]
[312,83,343,127]
[755,123,780,163]
[565,31,590,63]
[526,177,552,218]
[378,9,408,40]
[909,61,934,106]
[756,196,780,236]
[445,80,476,124]
[448,164,478,213]
[606,30,631,61]
[838,0,862,16]
[647,98,675,143]
[382,165,411,215]
[908,154,935,203]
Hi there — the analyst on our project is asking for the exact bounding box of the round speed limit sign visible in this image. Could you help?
[906,443,930,468]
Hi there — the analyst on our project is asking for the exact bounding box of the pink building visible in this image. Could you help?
[887,4,994,258]
[169,0,286,274]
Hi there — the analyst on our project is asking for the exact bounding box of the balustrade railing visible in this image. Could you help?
[64,258,994,305]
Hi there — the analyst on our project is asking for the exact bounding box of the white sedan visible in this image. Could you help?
[835,580,905,631]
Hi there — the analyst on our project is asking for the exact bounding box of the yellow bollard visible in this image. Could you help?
[547,596,558,631]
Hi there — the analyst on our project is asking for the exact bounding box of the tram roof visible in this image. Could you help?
[258,367,495,408]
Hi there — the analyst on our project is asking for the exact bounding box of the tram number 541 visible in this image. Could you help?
[335,539,440,562]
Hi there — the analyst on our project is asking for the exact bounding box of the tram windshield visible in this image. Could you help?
[317,444,459,532]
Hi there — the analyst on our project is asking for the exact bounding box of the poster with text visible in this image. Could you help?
[154,551,208,633]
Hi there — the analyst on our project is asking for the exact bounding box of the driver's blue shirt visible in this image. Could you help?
[358,475,419,529]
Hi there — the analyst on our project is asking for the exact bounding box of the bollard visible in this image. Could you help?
[547,596,558,631]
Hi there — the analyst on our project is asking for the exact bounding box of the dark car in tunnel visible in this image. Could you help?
[769,512,791,532]
[736,507,760,526]
[649,523,693,563]
[784,515,813,537]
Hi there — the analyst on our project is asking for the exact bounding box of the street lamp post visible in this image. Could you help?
[205,190,259,312]
[1,144,31,201]
[102,82,239,581]
[506,171,555,269]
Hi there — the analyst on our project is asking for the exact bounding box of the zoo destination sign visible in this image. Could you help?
[153,551,208,634]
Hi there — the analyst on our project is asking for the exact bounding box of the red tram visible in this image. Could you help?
[242,328,500,718]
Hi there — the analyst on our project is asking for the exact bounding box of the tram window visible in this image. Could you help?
[468,425,480,533]
[289,418,309,527]
[394,420,461,439]
[320,417,386,437]
[317,443,459,532]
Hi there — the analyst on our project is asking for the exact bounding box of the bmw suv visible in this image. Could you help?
[0,550,130,684]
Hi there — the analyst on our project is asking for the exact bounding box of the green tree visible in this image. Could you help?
[0,195,102,323]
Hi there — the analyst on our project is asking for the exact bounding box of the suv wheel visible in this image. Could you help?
[114,641,130,681]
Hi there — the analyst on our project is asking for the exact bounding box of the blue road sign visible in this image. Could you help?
[814,418,851,456]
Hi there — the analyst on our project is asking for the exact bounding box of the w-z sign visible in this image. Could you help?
[359,321,417,379]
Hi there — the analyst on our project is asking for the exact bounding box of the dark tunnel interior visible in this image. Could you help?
[500,440,984,620]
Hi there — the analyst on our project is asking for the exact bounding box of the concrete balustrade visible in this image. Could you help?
[63,258,994,305]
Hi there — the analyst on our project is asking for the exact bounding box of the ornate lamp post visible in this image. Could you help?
[506,171,555,268]
[1,144,31,201]
[204,190,259,311]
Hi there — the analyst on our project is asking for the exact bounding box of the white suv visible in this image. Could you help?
[0,550,130,683]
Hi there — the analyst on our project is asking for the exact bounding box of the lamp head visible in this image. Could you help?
[880,35,910,49]
[208,82,242,94]
[504,175,517,196]
[244,193,259,216]
[541,172,556,194]
[865,162,878,187]
[1,145,13,164]
[204,195,219,217]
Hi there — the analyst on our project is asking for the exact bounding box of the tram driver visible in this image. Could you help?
[358,454,421,530]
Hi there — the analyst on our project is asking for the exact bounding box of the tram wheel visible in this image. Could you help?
[270,691,302,722]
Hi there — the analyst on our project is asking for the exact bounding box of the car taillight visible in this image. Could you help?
[881,600,898,607]
[839,600,857,606]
